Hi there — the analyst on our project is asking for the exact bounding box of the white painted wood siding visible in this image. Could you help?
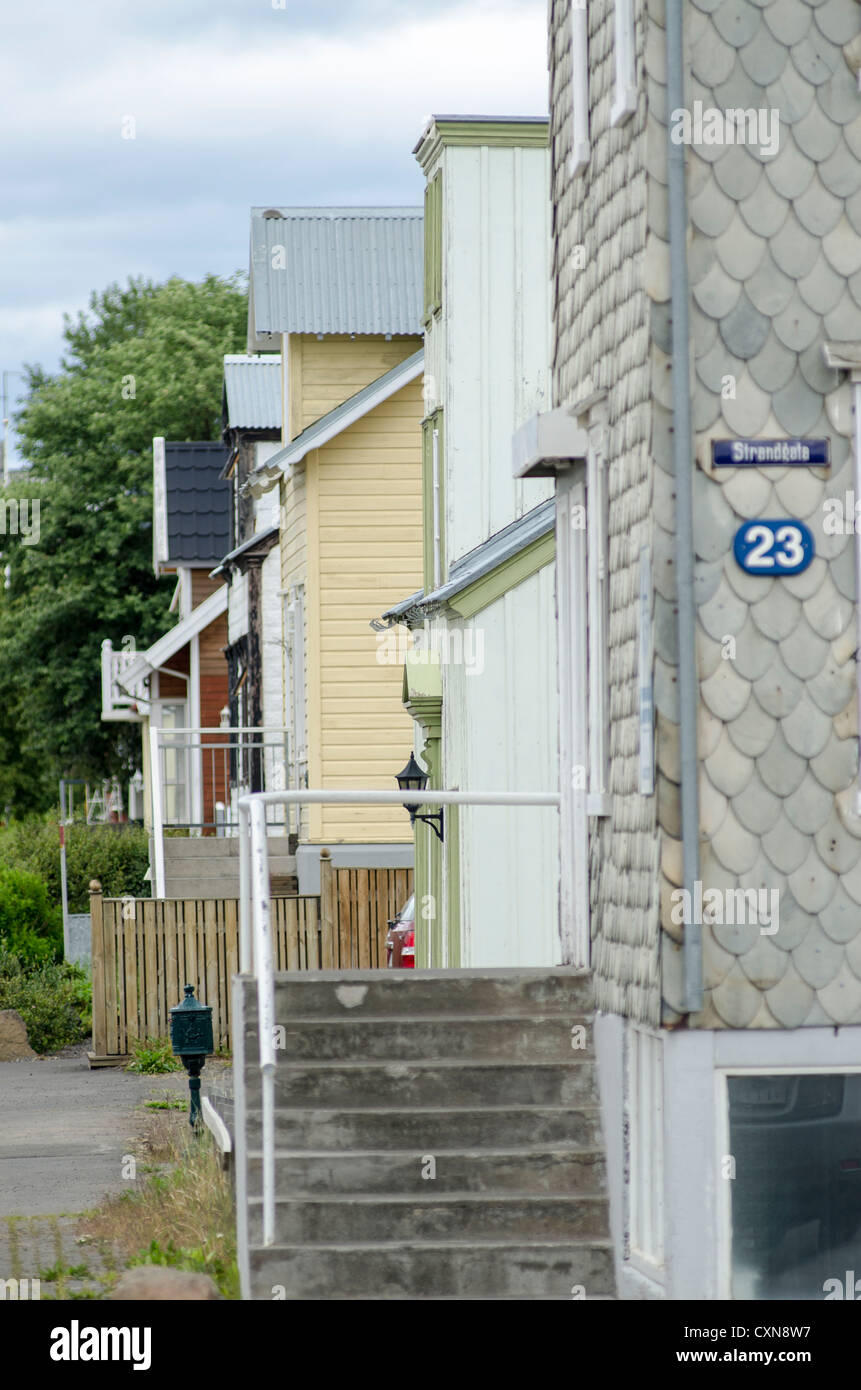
[443,143,554,567]
[443,564,560,967]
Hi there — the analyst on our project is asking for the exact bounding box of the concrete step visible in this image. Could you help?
[246,1194,610,1245]
[244,1060,600,1110]
[249,968,595,1020]
[164,872,296,898]
[246,1146,607,1195]
[162,837,294,860]
[248,1239,615,1299]
[254,1014,591,1063]
[241,1104,605,1151]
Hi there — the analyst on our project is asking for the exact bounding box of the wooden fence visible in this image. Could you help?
[88,854,413,1063]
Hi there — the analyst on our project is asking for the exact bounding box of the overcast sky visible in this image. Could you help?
[1,0,547,464]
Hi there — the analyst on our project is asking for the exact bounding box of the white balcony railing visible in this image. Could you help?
[149,726,298,897]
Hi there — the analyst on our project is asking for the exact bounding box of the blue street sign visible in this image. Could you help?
[733,520,814,576]
[713,439,829,467]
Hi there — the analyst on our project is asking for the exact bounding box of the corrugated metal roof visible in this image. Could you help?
[249,207,423,339]
[222,354,282,431]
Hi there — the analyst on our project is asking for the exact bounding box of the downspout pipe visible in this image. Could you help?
[665,0,702,1012]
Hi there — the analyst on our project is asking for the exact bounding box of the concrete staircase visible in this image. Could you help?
[233,968,614,1300]
[155,836,297,899]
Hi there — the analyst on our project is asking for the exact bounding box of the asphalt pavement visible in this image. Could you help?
[0,1045,188,1217]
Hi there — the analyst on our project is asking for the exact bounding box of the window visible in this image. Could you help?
[570,0,590,174]
[611,0,637,126]
[726,1072,861,1299]
[157,702,189,826]
[423,171,443,323]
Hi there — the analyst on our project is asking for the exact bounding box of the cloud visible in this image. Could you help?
[2,0,547,381]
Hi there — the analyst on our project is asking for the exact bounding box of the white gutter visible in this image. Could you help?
[239,786,560,1257]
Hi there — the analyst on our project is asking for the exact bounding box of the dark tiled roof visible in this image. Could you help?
[165,442,231,565]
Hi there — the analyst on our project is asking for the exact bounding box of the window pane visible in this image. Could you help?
[728,1073,861,1299]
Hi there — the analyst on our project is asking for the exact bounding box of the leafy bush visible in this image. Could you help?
[126,1038,182,1074]
[0,816,151,911]
[0,945,91,1052]
[0,866,62,962]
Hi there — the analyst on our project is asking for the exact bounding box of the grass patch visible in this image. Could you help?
[144,1094,187,1112]
[80,1113,238,1299]
[126,1037,182,1074]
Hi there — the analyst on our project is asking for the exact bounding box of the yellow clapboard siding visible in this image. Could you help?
[306,352,422,844]
[294,334,421,433]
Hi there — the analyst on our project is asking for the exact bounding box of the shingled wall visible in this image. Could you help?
[660,0,861,1029]
[550,0,861,1029]
[550,0,661,1024]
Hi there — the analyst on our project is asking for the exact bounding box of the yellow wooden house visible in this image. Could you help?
[246,207,424,890]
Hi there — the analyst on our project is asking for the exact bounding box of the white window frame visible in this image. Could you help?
[611,0,638,127]
[570,0,590,175]
[717,1064,861,1300]
[626,1024,665,1274]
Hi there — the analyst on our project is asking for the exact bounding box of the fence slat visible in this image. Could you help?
[123,904,138,1050]
[90,870,412,1060]
[184,900,198,998]
[142,898,158,1042]
[204,899,219,1049]
[356,869,371,970]
[224,898,238,1050]
[89,883,106,1058]
[164,900,179,1031]
[320,851,334,969]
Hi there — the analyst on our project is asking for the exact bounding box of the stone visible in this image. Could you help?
[111,1267,220,1300]
[0,1010,35,1060]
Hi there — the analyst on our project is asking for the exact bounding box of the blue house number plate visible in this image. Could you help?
[733,519,814,576]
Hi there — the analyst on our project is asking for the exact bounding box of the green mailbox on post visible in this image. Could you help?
[170,984,213,1128]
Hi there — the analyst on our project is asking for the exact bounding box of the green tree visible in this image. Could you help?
[0,274,247,812]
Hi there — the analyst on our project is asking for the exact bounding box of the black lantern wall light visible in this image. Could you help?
[395,753,444,843]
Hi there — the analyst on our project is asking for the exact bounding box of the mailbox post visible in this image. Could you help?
[169,984,214,1129]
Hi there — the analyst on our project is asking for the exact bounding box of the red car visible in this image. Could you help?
[386,894,415,968]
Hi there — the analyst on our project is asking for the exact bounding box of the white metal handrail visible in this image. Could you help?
[238,786,561,1250]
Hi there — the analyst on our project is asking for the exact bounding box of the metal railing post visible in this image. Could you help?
[250,798,276,1247]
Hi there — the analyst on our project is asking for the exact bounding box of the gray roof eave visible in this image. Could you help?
[419,499,555,610]
[210,525,279,577]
